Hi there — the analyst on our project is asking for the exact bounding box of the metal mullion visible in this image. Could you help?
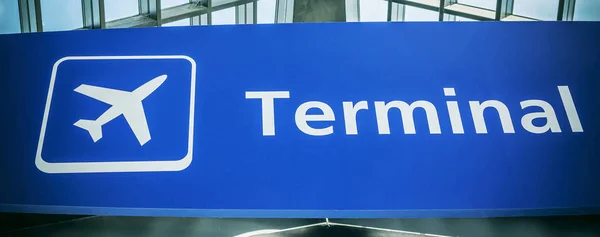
[397,3,405,21]
[192,14,208,25]
[356,0,361,21]
[345,0,359,22]
[207,0,212,25]
[439,0,457,22]
[189,0,196,25]
[155,0,162,25]
[83,0,106,29]
[438,0,444,21]
[139,0,146,15]
[390,3,405,22]
[557,0,576,21]
[253,0,257,24]
[33,0,42,31]
[19,0,43,32]
[235,4,241,23]
[387,0,392,22]
[495,0,514,20]
[247,2,254,24]
[236,4,250,24]
[275,0,294,23]
[82,0,89,27]
[201,14,208,25]
[19,0,33,32]
[139,0,161,25]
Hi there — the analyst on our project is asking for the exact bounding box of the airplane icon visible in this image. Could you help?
[73,75,167,146]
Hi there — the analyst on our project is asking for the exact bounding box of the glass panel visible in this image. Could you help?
[212,7,236,25]
[513,0,558,20]
[162,0,189,9]
[105,0,139,22]
[0,1,21,34]
[459,0,496,10]
[360,0,387,22]
[404,6,438,21]
[41,0,83,32]
[213,0,239,8]
[163,19,190,26]
[574,0,600,21]
[258,0,276,24]
[456,16,477,21]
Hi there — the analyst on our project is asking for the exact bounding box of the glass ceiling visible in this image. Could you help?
[1,0,599,34]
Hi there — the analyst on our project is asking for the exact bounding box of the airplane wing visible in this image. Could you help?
[122,101,152,146]
[74,84,129,105]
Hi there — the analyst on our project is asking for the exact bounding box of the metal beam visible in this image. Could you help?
[82,0,106,29]
[444,3,495,20]
[162,3,207,24]
[392,0,493,21]
[18,0,42,32]
[557,0,576,21]
[107,0,255,28]
[212,0,254,11]
[390,0,439,12]
[105,15,157,28]
[495,0,514,20]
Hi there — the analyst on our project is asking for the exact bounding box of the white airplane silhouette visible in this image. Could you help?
[73,75,167,146]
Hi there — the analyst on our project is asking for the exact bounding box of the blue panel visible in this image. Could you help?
[0,22,599,218]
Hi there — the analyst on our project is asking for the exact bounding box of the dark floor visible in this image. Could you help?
[1,213,600,237]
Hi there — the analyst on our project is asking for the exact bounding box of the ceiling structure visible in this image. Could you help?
[0,0,598,35]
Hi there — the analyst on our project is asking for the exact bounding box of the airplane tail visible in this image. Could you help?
[74,119,103,142]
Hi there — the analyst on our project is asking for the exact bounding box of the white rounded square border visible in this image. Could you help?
[35,55,196,174]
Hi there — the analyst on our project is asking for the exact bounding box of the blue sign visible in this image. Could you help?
[0,22,599,218]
